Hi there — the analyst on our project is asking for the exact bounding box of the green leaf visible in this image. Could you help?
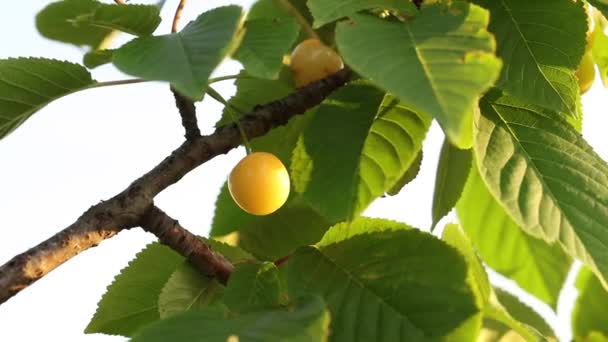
[36,0,161,49]
[335,3,501,148]
[386,150,423,196]
[233,18,299,79]
[474,0,585,116]
[475,89,608,289]
[316,216,410,246]
[83,49,113,69]
[307,0,417,28]
[291,85,431,222]
[224,262,286,312]
[457,159,570,308]
[113,6,243,100]
[211,182,257,238]
[441,225,546,341]
[211,177,330,260]
[431,140,472,230]
[572,267,608,338]
[287,218,481,340]
[0,58,95,141]
[236,203,331,261]
[158,262,226,319]
[592,12,608,87]
[85,243,183,336]
[131,295,331,342]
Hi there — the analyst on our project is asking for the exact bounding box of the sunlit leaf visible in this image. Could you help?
[336,3,501,148]
[474,0,585,116]
[287,218,481,340]
[457,161,571,308]
[475,89,608,288]
[292,85,431,222]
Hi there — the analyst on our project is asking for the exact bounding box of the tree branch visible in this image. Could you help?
[140,205,233,284]
[172,88,200,140]
[172,0,187,33]
[0,68,352,305]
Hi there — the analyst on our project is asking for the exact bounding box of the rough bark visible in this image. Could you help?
[0,68,352,304]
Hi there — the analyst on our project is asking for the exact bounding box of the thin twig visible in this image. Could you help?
[172,88,200,140]
[140,205,233,284]
[88,79,149,89]
[0,68,353,305]
[275,0,319,40]
[172,0,187,33]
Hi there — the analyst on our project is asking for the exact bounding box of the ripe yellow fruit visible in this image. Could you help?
[290,39,343,88]
[577,51,595,94]
[228,152,290,215]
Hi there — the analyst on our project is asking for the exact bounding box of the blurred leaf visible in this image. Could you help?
[234,17,299,79]
[0,58,95,141]
[307,0,417,28]
[474,0,585,116]
[588,0,608,20]
[431,140,472,230]
[224,262,286,312]
[85,243,183,336]
[287,218,481,340]
[457,161,571,308]
[247,0,292,20]
[475,88,608,290]
[236,203,331,261]
[158,262,226,319]
[291,85,431,222]
[572,267,608,339]
[488,289,555,338]
[442,224,491,303]
[336,3,501,148]
[131,295,331,342]
[83,49,113,68]
[386,150,422,196]
[36,0,160,49]
[592,12,608,87]
[113,6,243,100]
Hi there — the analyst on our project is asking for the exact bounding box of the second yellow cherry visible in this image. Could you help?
[290,39,343,88]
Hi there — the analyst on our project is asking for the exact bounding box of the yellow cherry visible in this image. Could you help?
[290,39,343,88]
[577,51,595,94]
[228,152,290,215]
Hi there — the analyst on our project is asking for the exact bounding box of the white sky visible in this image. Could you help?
[0,1,606,341]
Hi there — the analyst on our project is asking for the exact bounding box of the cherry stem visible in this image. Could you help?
[206,86,254,155]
